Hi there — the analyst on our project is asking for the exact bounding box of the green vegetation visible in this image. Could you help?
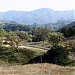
[48,32,64,45]
[0,21,75,66]
[59,21,75,37]
[0,46,43,66]
[45,45,71,66]
[32,27,51,42]
[4,23,32,32]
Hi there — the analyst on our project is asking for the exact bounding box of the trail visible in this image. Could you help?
[2,45,48,52]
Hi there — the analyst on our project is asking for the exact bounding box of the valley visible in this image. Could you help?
[0,8,75,75]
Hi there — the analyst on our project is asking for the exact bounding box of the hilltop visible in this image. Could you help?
[0,8,74,25]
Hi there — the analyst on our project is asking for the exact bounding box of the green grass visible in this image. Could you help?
[0,46,44,66]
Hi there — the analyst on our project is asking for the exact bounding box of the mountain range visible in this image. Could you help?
[0,8,74,24]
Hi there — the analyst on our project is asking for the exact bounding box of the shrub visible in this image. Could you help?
[48,32,64,45]
[46,45,70,65]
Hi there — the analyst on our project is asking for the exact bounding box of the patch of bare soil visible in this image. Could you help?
[0,63,75,75]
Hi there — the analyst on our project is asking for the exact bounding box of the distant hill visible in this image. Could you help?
[59,21,75,37]
[0,8,74,24]
[43,20,72,30]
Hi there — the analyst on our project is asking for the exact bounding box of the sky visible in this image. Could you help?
[0,0,74,12]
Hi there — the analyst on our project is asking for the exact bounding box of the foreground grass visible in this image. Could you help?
[0,63,74,75]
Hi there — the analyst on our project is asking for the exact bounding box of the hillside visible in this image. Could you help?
[0,8,74,24]
[59,21,75,37]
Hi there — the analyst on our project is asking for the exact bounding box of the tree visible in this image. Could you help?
[33,27,51,42]
[0,29,8,45]
[0,28,7,37]
[59,21,75,37]
[48,32,64,45]
[65,40,75,59]
[4,23,31,32]
[16,31,28,40]
[46,45,70,65]
[6,32,22,51]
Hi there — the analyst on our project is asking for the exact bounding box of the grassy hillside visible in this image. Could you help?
[0,46,44,66]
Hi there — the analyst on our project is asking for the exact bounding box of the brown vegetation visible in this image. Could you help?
[0,63,75,75]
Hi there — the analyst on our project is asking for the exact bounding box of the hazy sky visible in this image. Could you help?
[0,0,74,12]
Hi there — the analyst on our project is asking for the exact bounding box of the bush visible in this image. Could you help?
[46,45,70,65]
[48,32,64,45]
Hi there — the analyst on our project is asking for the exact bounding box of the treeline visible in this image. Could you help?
[3,23,32,32]
[0,26,64,44]
[0,22,64,43]
[59,21,75,37]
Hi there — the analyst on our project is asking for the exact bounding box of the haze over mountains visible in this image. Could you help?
[0,8,74,24]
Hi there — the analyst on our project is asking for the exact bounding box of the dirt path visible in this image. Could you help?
[2,45,47,53]
[0,63,75,75]
[18,45,47,52]
[19,42,50,50]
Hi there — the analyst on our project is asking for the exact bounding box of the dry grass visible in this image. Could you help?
[0,63,75,75]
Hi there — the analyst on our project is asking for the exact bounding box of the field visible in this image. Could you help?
[0,63,75,75]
